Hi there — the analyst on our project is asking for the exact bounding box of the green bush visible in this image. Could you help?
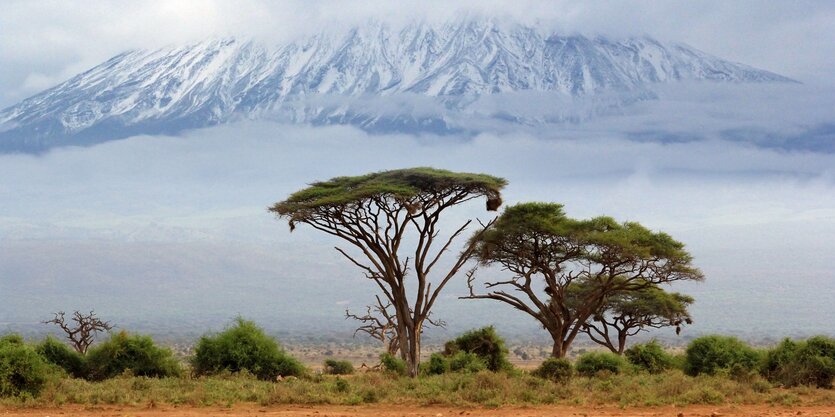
[684,335,760,376]
[448,351,488,373]
[334,377,350,392]
[670,352,688,371]
[532,357,573,382]
[324,359,354,375]
[0,335,24,346]
[35,336,86,378]
[762,338,798,382]
[763,336,835,388]
[424,353,449,375]
[423,351,487,375]
[0,334,51,397]
[85,331,181,381]
[575,351,627,377]
[625,340,674,374]
[443,326,512,372]
[192,318,304,381]
[379,353,407,376]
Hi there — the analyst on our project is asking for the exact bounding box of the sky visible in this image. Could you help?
[1,1,834,342]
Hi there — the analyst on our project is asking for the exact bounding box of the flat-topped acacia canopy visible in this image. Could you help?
[269,167,507,377]
[270,167,507,227]
[472,202,700,273]
[465,202,703,358]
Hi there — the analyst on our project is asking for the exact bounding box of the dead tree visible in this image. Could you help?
[346,294,446,356]
[43,310,113,354]
[346,295,400,355]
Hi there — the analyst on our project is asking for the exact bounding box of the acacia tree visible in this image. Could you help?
[270,167,505,376]
[464,202,703,358]
[580,283,694,354]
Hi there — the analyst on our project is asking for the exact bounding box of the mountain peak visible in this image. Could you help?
[0,20,794,152]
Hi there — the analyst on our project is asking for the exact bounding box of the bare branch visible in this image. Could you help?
[43,310,113,355]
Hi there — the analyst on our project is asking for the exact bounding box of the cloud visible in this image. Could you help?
[1,121,834,338]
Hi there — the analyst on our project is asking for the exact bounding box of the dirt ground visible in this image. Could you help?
[1,404,833,417]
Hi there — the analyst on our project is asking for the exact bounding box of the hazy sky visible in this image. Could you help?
[1,1,834,340]
[2,0,835,107]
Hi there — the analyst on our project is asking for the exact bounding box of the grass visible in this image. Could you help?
[2,369,833,408]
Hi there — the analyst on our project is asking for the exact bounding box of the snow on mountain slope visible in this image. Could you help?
[0,19,793,152]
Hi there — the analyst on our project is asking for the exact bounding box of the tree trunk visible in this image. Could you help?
[550,332,570,358]
[617,332,627,355]
[396,316,410,361]
[386,337,399,356]
[551,341,566,358]
[393,299,422,377]
[405,323,422,377]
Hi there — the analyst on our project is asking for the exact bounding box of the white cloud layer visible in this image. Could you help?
[1,121,834,338]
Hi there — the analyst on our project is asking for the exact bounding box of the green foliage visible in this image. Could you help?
[424,353,449,375]
[670,352,688,371]
[473,202,703,279]
[532,357,573,382]
[575,351,628,377]
[191,318,304,381]
[271,167,507,223]
[379,353,407,376]
[611,288,694,322]
[424,351,488,375]
[334,377,350,393]
[469,202,703,367]
[684,335,760,376]
[276,356,306,378]
[448,351,488,373]
[582,283,695,354]
[85,331,181,381]
[3,368,823,408]
[324,359,354,375]
[625,340,674,374]
[0,334,51,397]
[763,336,835,388]
[35,336,86,378]
[0,334,23,346]
[443,327,512,372]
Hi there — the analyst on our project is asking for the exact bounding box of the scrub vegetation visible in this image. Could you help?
[1,324,834,408]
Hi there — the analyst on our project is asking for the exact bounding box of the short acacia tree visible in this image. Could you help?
[270,168,505,376]
[582,284,694,354]
[464,202,703,358]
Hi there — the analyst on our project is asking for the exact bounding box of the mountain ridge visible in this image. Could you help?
[0,19,794,152]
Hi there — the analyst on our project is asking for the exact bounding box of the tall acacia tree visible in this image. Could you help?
[580,283,694,354]
[464,202,703,358]
[270,168,506,376]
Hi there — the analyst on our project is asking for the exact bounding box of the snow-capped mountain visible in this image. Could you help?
[0,19,793,152]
